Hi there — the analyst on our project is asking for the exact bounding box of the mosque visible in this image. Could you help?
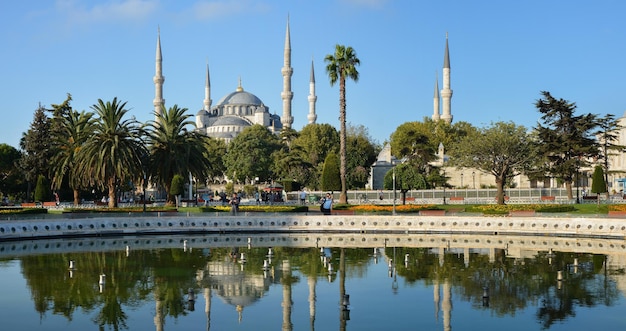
[151,19,318,144]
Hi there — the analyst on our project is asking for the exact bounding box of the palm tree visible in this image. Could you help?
[75,98,146,208]
[50,109,94,205]
[146,105,212,203]
[325,44,360,204]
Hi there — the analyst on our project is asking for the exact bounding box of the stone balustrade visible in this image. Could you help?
[1,214,626,241]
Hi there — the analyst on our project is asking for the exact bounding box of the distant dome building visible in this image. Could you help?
[151,18,315,143]
[195,80,282,143]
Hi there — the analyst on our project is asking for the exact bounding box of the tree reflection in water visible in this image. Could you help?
[4,234,626,330]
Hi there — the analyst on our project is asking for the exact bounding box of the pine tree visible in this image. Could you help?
[534,91,599,200]
[19,104,53,201]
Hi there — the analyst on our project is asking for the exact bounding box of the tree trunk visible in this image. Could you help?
[339,76,348,204]
[495,177,506,205]
[73,189,80,206]
[108,178,116,208]
[565,181,573,200]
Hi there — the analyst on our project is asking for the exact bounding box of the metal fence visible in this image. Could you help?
[294,188,620,205]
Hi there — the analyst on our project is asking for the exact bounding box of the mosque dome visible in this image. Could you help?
[215,85,263,107]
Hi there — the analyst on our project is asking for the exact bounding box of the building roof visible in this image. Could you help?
[212,116,252,127]
[216,90,263,107]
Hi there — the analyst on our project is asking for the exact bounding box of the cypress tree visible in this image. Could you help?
[170,174,185,206]
[591,165,607,205]
[321,152,341,193]
[34,175,51,203]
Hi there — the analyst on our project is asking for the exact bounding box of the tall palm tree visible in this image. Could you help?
[50,109,94,205]
[325,44,360,204]
[75,98,146,208]
[147,105,212,203]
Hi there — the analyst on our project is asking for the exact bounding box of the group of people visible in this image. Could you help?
[225,190,334,215]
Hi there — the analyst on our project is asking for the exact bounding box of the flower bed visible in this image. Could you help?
[349,204,439,214]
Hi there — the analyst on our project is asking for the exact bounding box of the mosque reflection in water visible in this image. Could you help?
[1,233,625,330]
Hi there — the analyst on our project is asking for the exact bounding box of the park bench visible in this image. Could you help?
[449,196,464,204]
[540,196,555,202]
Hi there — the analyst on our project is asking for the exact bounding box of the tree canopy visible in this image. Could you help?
[223,125,281,183]
[451,121,534,204]
[74,98,146,208]
[147,105,212,202]
[534,91,599,199]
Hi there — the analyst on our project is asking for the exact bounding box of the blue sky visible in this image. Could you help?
[2,0,625,149]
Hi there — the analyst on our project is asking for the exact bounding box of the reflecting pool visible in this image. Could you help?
[1,233,625,330]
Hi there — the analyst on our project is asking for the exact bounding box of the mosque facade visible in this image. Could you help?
[152,19,318,144]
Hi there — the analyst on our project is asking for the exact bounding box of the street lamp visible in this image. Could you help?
[142,173,147,213]
[392,166,396,215]
[442,167,446,205]
[461,173,464,188]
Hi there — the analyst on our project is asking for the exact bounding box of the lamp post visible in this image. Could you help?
[392,166,396,215]
[142,173,147,213]
[442,168,446,205]
[461,173,464,188]
[576,168,580,204]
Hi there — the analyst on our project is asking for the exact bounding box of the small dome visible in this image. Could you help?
[212,116,251,127]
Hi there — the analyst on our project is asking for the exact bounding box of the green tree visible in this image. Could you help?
[321,152,341,192]
[534,91,599,199]
[34,174,51,203]
[75,98,146,208]
[48,95,95,205]
[590,165,607,204]
[382,163,427,204]
[390,121,437,170]
[271,146,312,189]
[204,137,227,183]
[325,44,360,204]
[291,123,339,189]
[346,124,380,189]
[147,105,212,202]
[595,114,623,198]
[224,125,281,183]
[170,174,185,207]
[0,143,23,200]
[451,121,534,204]
[19,104,52,201]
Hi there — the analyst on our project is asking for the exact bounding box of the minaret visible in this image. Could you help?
[203,62,212,111]
[307,59,317,124]
[153,27,165,122]
[442,279,452,331]
[440,33,453,124]
[281,16,294,129]
[432,74,440,121]
[281,260,293,331]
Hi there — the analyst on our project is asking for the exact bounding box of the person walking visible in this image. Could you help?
[320,193,333,215]
[229,193,240,215]
[299,190,307,205]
